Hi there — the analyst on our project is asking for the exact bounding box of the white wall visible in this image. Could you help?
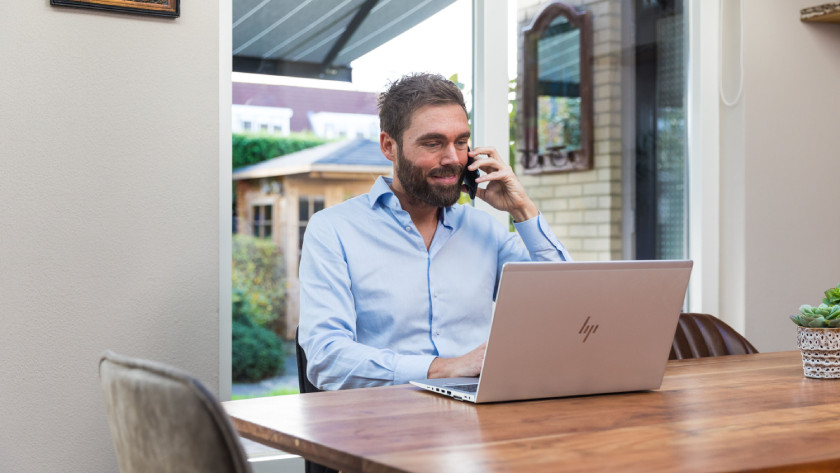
[717,0,840,351]
[0,1,229,472]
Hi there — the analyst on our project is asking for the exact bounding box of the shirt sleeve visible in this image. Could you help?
[512,212,572,262]
[298,212,437,390]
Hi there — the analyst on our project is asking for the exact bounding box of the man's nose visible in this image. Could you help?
[440,143,460,166]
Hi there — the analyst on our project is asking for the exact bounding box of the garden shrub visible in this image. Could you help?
[232,132,327,169]
[232,234,285,331]
[232,289,285,382]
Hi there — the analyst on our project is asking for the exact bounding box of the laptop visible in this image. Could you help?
[410,260,693,403]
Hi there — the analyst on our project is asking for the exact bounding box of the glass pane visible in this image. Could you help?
[263,205,272,223]
[536,15,582,153]
[313,198,325,214]
[298,197,309,221]
[633,0,688,261]
[654,13,687,260]
[298,225,306,249]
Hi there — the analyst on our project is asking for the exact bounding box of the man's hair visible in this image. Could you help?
[378,73,467,146]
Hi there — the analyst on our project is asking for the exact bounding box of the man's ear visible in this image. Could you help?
[380,132,397,163]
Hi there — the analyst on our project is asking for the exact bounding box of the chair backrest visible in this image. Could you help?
[295,327,322,394]
[670,312,759,360]
[295,328,336,473]
[99,350,251,473]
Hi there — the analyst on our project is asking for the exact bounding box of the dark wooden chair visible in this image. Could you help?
[295,327,335,473]
[670,312,758,360]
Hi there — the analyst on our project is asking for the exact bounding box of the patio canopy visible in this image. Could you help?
[233,0,456,82]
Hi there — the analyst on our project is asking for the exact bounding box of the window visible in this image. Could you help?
[632,0,688,260]
[298,196,324,250]
[252,204,272,239]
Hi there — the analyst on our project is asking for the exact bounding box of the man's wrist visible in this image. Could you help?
[510,202,539,222]
[427,357,447,379]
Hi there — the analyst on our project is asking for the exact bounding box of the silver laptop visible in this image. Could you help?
[410,260,693,403]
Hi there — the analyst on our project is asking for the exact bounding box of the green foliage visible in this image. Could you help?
[790,284,840,328]
[232,234,285,330]
[232,132,327,169]
[231,387,300,400]
[823,284,840,306]
[232,290,285,382]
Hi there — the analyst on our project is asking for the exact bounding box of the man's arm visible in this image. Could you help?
[468,146,572,263]
[299,212,436,390]
[427,342,486,378]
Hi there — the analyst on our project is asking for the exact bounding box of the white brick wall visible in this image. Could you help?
[517,0,623,261]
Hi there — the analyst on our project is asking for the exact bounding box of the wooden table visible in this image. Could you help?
[223,351,840,472]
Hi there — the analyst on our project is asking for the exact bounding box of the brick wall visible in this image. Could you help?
[516,0,623,261]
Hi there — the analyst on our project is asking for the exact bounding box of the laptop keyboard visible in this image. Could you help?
[445,383,478,393]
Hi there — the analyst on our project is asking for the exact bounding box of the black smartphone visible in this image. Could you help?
[464,146,479,200]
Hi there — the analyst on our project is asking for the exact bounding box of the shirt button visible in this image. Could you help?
[405,225,411,232]
[435,330,441,336]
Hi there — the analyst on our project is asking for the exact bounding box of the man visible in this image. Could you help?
[299,73,570,390]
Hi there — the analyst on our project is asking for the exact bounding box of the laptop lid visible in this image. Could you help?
[411,260,692,403]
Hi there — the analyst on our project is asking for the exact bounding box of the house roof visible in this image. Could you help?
[232,137,392,180]
[233,82,378,133]
[233,0,456,82]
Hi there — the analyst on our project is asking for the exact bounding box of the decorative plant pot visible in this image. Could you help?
[796,326,840,378]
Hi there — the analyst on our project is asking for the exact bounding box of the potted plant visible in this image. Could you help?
[791,283,840,378]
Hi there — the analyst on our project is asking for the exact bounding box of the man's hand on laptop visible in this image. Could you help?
[427,342,487,379]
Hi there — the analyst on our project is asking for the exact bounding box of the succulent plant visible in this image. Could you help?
[791,303,840,328]
[823,284,840,306]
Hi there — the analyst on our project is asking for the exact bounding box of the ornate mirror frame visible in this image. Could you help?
[521,1,593,174]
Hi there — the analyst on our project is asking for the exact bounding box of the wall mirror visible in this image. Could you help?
[521,1,593,173]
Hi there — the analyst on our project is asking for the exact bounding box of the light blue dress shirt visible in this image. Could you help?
[298,176,571,390]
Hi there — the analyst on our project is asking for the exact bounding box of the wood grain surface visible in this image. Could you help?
[224,351,840,472]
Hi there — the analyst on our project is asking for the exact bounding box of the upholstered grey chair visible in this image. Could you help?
[99,350,251,473]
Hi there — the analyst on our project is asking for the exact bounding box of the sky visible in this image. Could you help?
[232,0,517,95]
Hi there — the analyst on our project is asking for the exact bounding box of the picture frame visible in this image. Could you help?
[51,0,180,18]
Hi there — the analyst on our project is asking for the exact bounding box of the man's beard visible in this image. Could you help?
[396,147,465,207]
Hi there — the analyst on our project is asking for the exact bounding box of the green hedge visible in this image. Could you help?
[232,234,285,330]
[233,132,328,169]
[232,288,285,382]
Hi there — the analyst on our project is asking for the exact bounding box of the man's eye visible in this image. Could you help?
[423,142,441,148]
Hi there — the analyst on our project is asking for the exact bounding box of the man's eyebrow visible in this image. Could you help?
[414,132,472,142]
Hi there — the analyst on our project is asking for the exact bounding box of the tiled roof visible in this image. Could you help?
[232,138,391,180]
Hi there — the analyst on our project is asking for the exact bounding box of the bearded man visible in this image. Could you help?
[298,73,571,390]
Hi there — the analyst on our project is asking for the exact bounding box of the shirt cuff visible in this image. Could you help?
[394,354,438,384]
[513,213,571,261]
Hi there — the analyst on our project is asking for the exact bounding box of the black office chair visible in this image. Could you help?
[670,312,759,360]
[295,327,336,473]
[296,326,322,394]
[99,350,252,473]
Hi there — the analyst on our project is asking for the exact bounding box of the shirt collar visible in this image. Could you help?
[368,176,458,229]
[368,176,397,209]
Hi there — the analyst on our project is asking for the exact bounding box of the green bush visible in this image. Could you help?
[232,132,328,169]
[232,234,285,330]
[232,290,285,382]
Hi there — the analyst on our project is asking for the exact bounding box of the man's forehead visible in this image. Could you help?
[405,104,470,138]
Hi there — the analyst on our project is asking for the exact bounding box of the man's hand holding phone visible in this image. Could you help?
[464,146,539,222]
[463,146,479,200]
